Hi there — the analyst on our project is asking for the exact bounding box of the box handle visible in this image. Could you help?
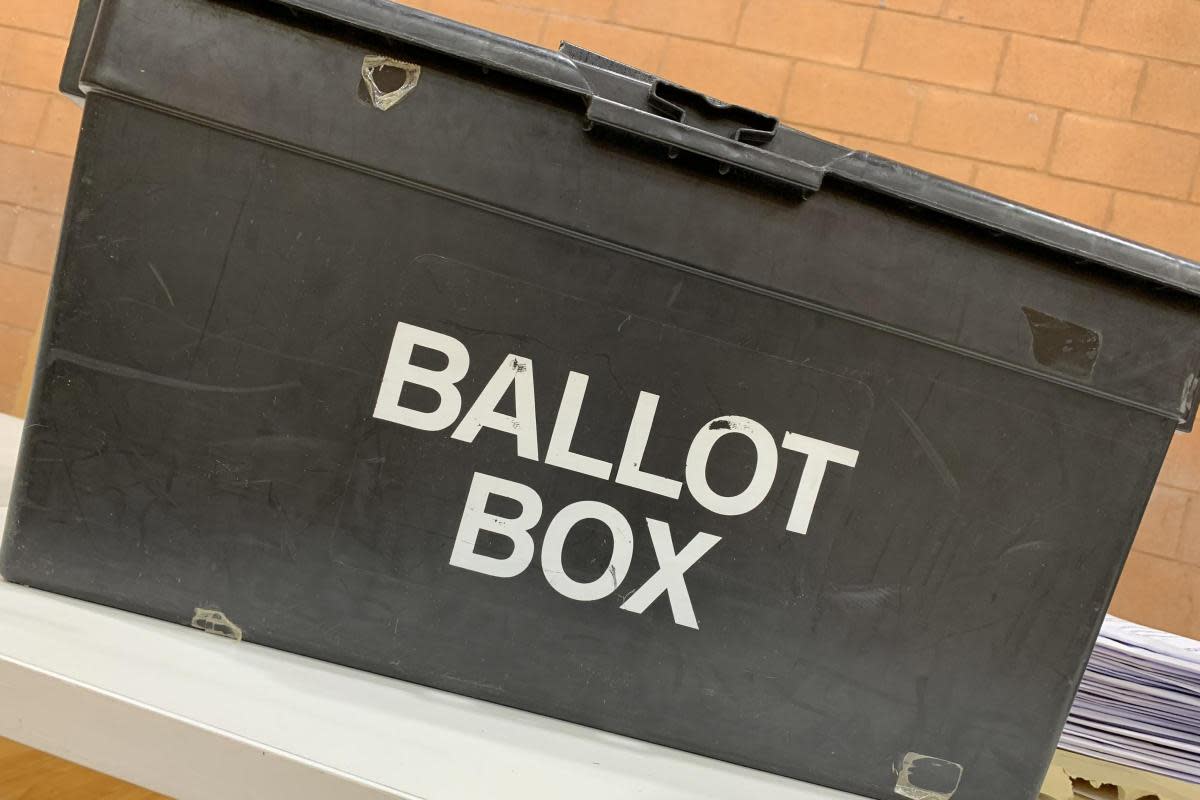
[585,97,824,191]
[647,80,778,146]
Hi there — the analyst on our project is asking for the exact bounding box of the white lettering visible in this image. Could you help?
[545,371,613,481]
[620,520,720,630]
[685,416,778,516]
[781,432,859,535]
[615,392,683,499]
[541,501,634,601]
[449,472,543,578]
[373,322,469,431]
[451,355,540,460]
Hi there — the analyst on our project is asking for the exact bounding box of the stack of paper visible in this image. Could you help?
[1060,615,1200,783]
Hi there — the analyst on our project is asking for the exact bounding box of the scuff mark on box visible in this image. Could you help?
[895,752,962,800]
[361,55,420,111]
[191,608,243,641]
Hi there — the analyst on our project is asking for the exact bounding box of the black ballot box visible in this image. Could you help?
[5,2,1200,799]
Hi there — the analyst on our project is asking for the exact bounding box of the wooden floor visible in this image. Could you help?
[0,738,164,799]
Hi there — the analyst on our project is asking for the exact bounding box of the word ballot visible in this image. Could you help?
[374,321,860,628]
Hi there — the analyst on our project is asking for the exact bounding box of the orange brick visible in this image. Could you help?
[1179,499,1200,567]
[1110,550,1200,638]
[0,204,16,257]
[0,325,33,390]
[1132,485,1191,559]
[972,164,1112,227]
[911,89,1056,169]
[736,0,873,67]
[659,39,791,114]
[840,0,941,13]
[1194,162,1200,202]
[506,0,613,18]
[1107,193,1200,262]
[783,62,919,142]
[0,383,17,417]
[0,0,77,37]
[942,0,1087,39]
[6,207,61,273]
[840,136,977,183]
[1134,61,1200,135]
[862,13,1007,92]
[1,30,68,94]
[1081,0,1200,65]
[611,0,743,43]
[0,143,72,213]
[35,95,82,156]
[0,262,49,331]
[1160,431,1200,494]
[997,36,1143,118]
[0,85,49,147]
[789,125,845,144]
[421,0,545,42]
[1050,115,1200,199]
[540,17,666,72]
[0,27,16,66]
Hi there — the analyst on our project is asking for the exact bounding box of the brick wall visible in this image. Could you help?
[0,0,76,416]
[2,0,1200,634]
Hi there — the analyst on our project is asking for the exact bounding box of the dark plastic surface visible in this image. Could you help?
[58,0,99,99]
[63,0,1200,428]
[8,2,1200,799]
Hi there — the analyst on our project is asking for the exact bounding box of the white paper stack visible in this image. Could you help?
[1060,615,1200,783]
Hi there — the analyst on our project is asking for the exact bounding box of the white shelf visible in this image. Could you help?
[0,411,858,799]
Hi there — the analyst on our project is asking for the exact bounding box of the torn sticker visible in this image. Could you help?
[191,608,243,641]
[895,753,963,800]
[361,55,421,111]
[1022,307,1101,380]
